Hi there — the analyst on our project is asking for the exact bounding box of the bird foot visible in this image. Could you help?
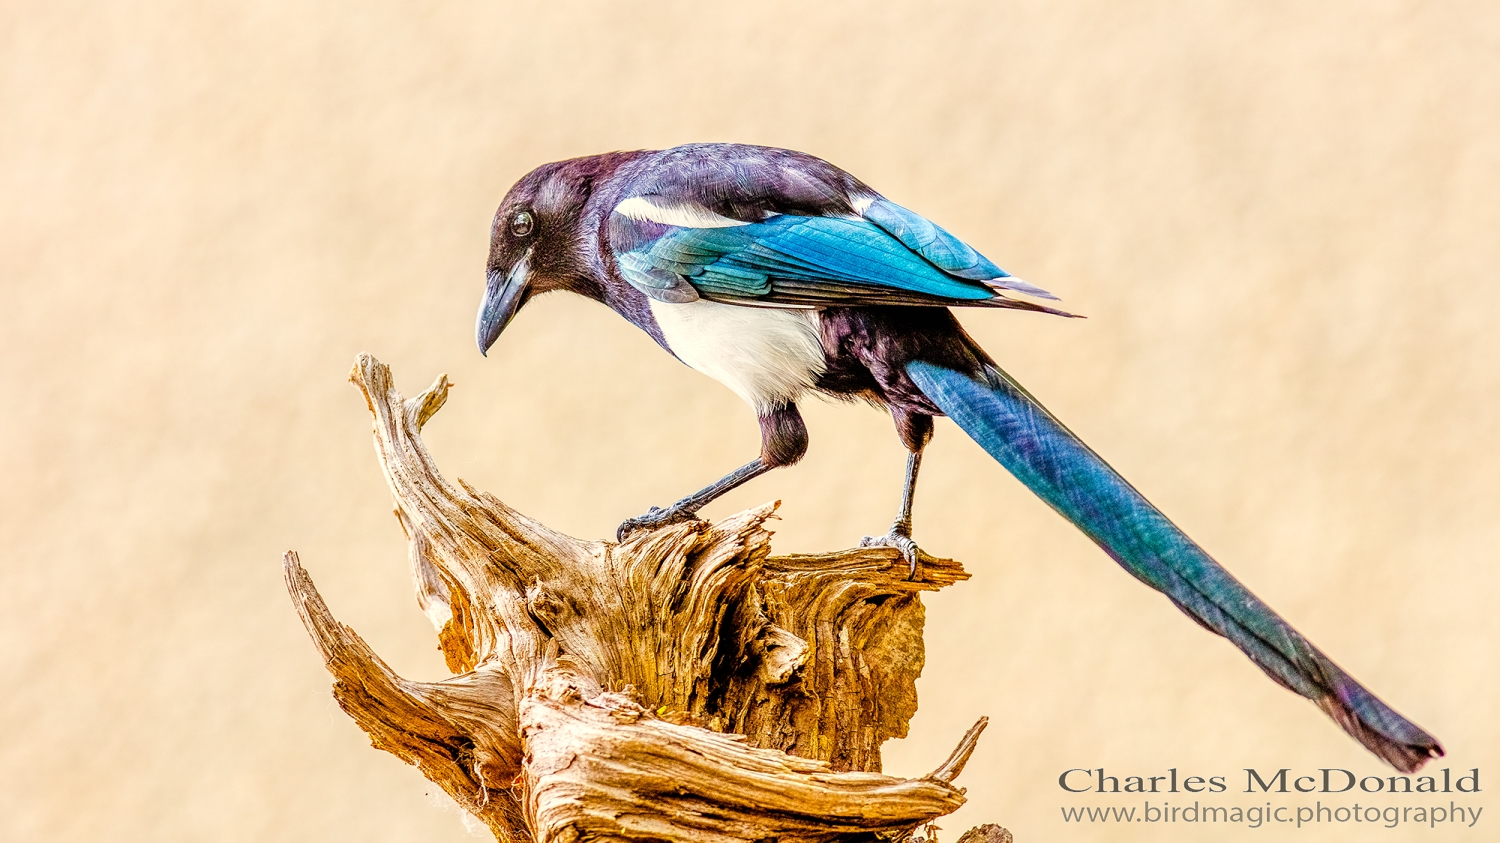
[860,528,923,579]
[616,505,701,542]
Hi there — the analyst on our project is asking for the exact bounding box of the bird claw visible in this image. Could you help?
[860,529,923,579]
[616,505,701,542]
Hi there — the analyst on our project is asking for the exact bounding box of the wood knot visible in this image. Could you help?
[754,624,808,685]
[525,581,570,633]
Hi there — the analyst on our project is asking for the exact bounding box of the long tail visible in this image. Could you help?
[907,360,1443,772]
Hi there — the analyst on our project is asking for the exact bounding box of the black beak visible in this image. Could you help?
[476,253,530,356]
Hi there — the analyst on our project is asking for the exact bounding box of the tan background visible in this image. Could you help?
[2,2,1495,840]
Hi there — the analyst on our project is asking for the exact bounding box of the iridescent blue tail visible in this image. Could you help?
[907,360,1443,772]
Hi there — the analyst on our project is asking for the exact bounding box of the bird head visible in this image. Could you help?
[476,155,631,355]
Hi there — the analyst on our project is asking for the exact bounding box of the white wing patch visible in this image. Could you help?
[614,196,749,229]
[648,299,826,412]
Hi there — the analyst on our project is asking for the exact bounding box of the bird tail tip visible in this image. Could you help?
[1316,684,1444,773]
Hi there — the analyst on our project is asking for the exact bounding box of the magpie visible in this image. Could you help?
[474,143,1441,772]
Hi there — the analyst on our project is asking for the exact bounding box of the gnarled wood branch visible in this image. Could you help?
[284,353,1009,842]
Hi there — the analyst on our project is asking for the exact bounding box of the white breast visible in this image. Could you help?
[648,299,827,412]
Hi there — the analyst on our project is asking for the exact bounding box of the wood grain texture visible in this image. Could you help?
[284,354,1001,842]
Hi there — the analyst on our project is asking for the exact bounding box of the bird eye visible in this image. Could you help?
[510,210,535,238]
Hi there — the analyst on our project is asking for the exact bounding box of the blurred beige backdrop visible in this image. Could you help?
[2,2,1495,841]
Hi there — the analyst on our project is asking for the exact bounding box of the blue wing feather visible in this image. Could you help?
[862,199,1003,279]
[634,214,1005,305]
[615,251,700,302]
[607,158,1064,310]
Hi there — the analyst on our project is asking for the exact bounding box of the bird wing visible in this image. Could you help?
[607,162,1066,313]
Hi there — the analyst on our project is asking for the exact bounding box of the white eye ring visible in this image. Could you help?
[510,210,535,238]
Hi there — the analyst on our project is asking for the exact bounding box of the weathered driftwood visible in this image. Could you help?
[284,353,1008,842]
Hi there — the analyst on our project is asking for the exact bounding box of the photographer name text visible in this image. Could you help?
[1058,766,1481,795]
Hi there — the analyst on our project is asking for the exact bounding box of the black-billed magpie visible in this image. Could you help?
[474,143,1441,772]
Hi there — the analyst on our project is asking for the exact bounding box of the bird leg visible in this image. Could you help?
[861,411,932,578]
[861,448,925,578]
[617,403,808,542]
[616,458,772,541]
